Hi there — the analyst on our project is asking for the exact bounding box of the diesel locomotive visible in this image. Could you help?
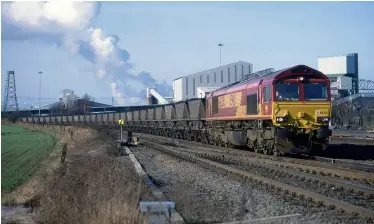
[127,64,332,156]
[19,65,332,156]
[204,64,332,156]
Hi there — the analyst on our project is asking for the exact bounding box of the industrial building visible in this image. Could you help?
[173,61,253,102]
[318,53,359,99]
[59,89,79,109]
[43,89,109,113]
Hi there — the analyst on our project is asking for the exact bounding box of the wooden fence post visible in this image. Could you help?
[61,143,68,164]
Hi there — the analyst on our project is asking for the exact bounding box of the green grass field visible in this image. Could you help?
[1,125,56,193]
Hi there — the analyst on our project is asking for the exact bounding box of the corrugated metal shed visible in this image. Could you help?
[173,61,253,102]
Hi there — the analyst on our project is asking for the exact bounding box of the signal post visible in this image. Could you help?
[118,118,124,143]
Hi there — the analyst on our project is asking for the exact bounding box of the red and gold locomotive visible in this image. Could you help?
[205,64,332,155]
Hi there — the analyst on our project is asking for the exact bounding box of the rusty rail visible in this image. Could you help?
[143,141,374,220]
[139,133,374,184]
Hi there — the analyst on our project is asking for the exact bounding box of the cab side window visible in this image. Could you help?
[264,86,271,103]
[212,96,219,114]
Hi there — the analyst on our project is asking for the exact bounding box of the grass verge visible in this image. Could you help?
[1,124,57,193]
[2,123,152,224]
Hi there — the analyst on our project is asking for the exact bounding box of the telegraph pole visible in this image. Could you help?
[38,71,42,116]
[218,43,223,67]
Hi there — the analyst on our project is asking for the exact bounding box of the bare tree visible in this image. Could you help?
[81,93,93,114]
[7,111,22,123]
[332,101,356,127]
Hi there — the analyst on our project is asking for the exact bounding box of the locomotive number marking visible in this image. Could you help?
[316,110,328,116]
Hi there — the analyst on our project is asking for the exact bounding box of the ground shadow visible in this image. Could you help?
[317,143,374,160]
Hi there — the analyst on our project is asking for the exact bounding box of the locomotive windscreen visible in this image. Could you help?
[304,82,328,101]
[275,82,299,101]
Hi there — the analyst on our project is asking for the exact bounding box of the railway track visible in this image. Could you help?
[136,133,374,184]
[140,134,374,197]
[138,138,374,222]
[314,156,374,172]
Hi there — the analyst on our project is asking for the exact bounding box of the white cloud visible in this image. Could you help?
[96,69,106,79]
[2,1,172,106]
[2,1,97,32]
[110,82,126,105]
[89,28,115,59]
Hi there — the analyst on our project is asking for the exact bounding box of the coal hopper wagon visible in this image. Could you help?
[20,65,332,156]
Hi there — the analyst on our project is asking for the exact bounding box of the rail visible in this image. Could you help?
[145,141,374,220]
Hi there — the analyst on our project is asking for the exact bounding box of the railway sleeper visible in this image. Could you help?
[147,142,374,220]
[153,141,374,200]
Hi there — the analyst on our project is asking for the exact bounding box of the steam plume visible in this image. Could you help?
[1,1,172,106]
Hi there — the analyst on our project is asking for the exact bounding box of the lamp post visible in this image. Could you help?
[38,71,42,116]
[218,43,223,67]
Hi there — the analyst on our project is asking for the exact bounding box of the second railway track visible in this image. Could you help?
[137,133,374,184]
[137,137,374,222]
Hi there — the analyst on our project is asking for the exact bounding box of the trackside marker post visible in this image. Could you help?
[118,119,124,142]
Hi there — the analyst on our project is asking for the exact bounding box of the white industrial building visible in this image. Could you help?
[318,53,359,99]
[60,89,79,109]
[173,61,253,102]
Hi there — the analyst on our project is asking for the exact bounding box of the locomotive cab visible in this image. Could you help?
[271,71,332,154]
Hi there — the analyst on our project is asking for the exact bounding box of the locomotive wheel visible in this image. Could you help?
[201,135,206,144]
[274,138,292,155]
[273,150,279,156]
[215,140,219,146]
[194,133,200,142]
[272,148,283,156]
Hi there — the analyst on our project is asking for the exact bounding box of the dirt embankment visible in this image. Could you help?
[2,124,152,224]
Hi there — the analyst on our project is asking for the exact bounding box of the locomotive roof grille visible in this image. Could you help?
[209,65,325,95]
[213,67,281,92]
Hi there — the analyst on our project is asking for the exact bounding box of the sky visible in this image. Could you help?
[1,1,374,109]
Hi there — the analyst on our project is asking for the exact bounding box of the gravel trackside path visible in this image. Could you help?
[132,146,367,224]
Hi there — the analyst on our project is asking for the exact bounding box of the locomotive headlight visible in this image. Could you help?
[317,117,329,123]
[276,116,288,123]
